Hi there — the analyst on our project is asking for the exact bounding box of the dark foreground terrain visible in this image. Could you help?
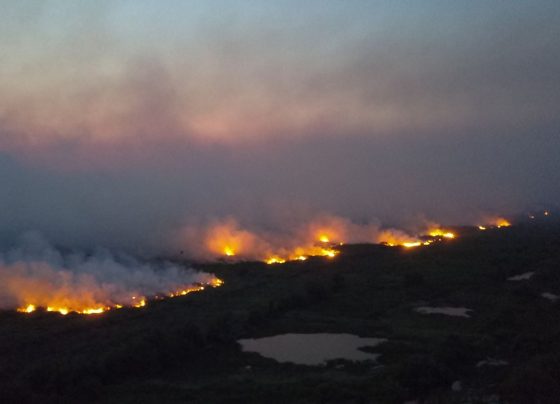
[1,217,559,403]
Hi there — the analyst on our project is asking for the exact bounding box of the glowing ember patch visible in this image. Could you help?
[211,278,224,287]
[81,308,105,315]
[320,249,338,258]
[428,229,455,239]
[402,241,422,248]
[47,307,69,315]
[133,299,146,308]
[478,226,487,230]
[495,219,511,228]
[266,257,286,264]
[17,304,36,313]
[319,235,330,243]
[15,277,224,316]
[224,247,235,256]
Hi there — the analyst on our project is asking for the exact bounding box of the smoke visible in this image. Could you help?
[0,232,218,312]
[175,214,426,261]
[0,1,559,261]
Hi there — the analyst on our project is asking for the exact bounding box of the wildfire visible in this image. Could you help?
[17,304,36,313]
[427,229,456,239]
[183,214,520,266]
[82,308,105,314]
[265,246,338,264]
[47,307,69,315]
[223,247,235,257]
[478,217,513,230]
[320,248,338,258]
[377,229,423,249]
[266,256,286,265]
[495,218,511,228]
[402,241,422,248]
[16,279,224,316]
[132,297,146,308]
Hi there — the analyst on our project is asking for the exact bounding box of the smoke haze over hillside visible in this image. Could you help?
[1,1,559,255]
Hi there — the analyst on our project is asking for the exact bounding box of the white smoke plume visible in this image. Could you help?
[174,214,425,262]
[0,232,219,313]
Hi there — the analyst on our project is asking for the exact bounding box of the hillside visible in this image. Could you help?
[1,218,559,403]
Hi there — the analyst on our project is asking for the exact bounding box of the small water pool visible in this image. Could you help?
[238,333,386,365]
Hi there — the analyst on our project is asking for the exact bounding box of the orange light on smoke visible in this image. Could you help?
[495,218,511,228]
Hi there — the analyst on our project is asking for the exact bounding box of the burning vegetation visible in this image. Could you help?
[2,233,223,316]
[179,210,542,266]
[15,278,224,316]
[177,214,528,265]
[8,212,531,316]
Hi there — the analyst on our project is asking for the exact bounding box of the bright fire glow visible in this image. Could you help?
[81,308,106,315]
[428,229,456,239]
[495,218,511,228]
[17,304,36,313]
[266,257,286,265]
[16,279,224,316]
[181,214,515,267]
[133,298,146,308]
[377,229,422,249]
[402,241,422,248]
[47,307,69,315]
[320,248,338,258]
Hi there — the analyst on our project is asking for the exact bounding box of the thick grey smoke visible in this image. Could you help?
[0,232,218,311]
[1,127,558,256]
[0,1,559,257]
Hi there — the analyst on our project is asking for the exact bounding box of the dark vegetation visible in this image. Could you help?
[1,217,559,403]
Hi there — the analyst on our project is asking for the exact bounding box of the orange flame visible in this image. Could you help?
[377,229,422,248]
[427,229,456,239]
[16,279,224,316]
[494,218,511,228]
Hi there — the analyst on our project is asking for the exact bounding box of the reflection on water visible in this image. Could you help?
[238,333,386,365]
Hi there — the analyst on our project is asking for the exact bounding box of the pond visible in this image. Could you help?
[507,272,534,281]
[415,306,472,317]
[238,333,386,365]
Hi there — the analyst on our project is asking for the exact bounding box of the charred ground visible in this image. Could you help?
[0,217,559,403]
